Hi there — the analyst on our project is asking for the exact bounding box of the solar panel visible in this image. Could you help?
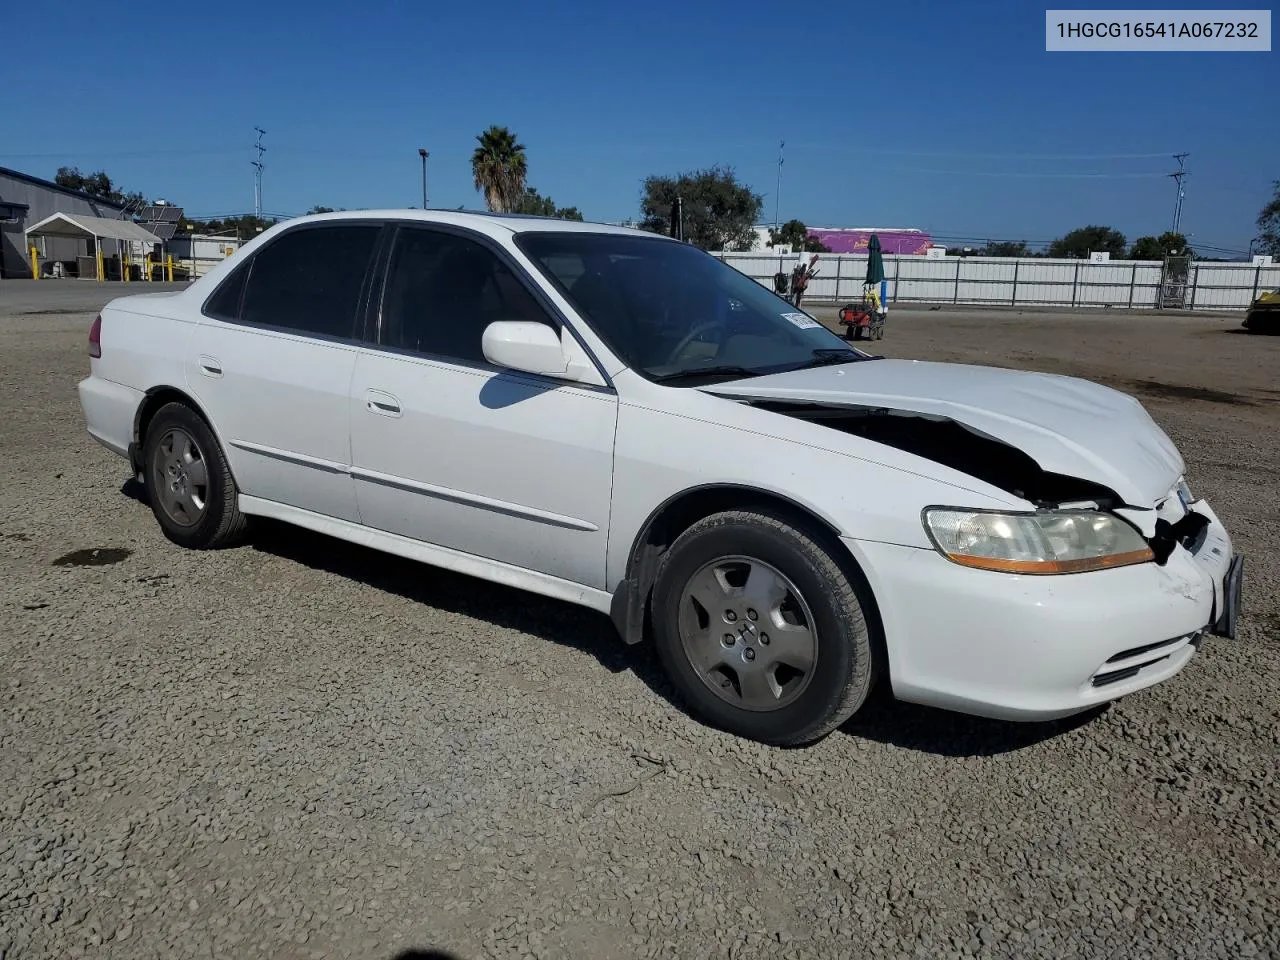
[137,204,184,223]
[149,222,178,240]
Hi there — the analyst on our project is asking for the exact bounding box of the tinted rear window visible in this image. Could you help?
[240,224,380,338]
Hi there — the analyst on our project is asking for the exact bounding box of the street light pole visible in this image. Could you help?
[774,140,784,234]
[418,148,429,208]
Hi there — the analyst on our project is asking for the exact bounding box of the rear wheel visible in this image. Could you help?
[650,509,878,746]
[141,402,247,549]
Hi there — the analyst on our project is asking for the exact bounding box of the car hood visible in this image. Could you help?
[701,358,1184,508]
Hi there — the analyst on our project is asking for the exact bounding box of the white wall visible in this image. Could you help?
[712,251,1280,311]
[167,235,244,277]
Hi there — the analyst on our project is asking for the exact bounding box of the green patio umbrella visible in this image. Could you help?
[864,233,886,287]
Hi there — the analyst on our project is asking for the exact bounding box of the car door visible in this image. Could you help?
[348,223,617,590]
[187,221,383,523]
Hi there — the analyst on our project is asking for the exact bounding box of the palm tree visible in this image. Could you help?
[471,126,528,213]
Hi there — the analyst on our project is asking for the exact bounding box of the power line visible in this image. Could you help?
[898,168,1169,179]
[785,145,1180,161]
[0,147,244,159]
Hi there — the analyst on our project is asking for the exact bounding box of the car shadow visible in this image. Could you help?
[477,371,559,409]
[123,478,650,675]
[839,687,1109,758]
[248,517,664,678]
[120,477,1107,758]
[121,477,147,504]
[123,475,659,680]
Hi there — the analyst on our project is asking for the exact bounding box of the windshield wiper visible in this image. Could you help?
[650,365,762,385]
[786,348,867,370]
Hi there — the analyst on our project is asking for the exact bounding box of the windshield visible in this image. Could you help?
[514,231,869,384]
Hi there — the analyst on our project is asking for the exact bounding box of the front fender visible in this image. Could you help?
[605,394,1021,594]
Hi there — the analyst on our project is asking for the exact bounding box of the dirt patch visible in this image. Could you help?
[51,547,133,567]
[1123,380,1254,406]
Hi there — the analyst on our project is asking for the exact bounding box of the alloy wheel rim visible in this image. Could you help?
[152,428,209,528]
[676,555,818,712]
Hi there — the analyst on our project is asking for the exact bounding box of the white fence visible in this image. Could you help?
[714,251,1280,311]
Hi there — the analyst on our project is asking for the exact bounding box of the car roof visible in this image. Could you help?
[283,208,668,241]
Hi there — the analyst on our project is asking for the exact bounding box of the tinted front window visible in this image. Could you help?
[515,232,863,383]
[240,224,380,338]
[380,227,556,364]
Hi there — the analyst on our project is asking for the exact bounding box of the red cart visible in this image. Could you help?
[837,294,885,341]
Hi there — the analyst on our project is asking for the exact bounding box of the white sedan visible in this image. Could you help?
[77,211,1243,745]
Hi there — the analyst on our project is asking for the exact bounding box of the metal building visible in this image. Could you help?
[0,166,129,278]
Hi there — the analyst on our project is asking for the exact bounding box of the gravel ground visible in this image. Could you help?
[1,285,1277,960]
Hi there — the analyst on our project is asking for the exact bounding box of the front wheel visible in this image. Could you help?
[650,509,879,746]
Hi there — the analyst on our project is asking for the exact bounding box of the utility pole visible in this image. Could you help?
[418,148,429,208]
[1168,152,1189,234]
[252,127,267,219]
[774,140,785,234]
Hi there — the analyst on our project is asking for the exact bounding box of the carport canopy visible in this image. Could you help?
[25,212,162,244]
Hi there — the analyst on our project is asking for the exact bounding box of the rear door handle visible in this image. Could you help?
[366,389,402,417]
[198,355,222,377]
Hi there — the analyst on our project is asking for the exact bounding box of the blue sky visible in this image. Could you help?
[2,0,1274,253]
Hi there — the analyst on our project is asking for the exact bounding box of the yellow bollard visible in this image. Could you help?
[166,255,174,282]
[96,248,104,282]
[29,246,39,279]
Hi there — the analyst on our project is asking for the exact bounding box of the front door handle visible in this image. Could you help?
[198,355,222,377]
[366,389,402,417]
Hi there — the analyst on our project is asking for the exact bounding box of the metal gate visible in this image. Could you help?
[1159,254,1192,309]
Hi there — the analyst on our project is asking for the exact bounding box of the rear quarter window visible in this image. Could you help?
[202,261,250,321]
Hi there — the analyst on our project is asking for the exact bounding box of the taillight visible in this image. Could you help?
[89,314,102,359]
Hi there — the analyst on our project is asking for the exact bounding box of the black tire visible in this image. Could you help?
[650,508,879,746]
[141,401,248,549]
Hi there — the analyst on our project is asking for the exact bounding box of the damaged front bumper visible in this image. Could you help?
[841,496,1239,723]
[1212,554,1244,641]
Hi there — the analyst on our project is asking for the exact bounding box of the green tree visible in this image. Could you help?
[1256,180,1280,257]
[985,240,1030,257]
[307,205,336,214]
[1047,225,1127,259]
[176,214,277,240]
[767,219,829,252]
[513,187,584,220]
[471,125,528,213]
[54,166,144,208]
[639,165,763,251]
[1130,232,1192,260]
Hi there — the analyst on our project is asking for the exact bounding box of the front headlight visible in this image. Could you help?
[1175,477,1196,508]
[922,507,1154,574]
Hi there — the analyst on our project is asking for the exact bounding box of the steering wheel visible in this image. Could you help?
[665,319,727,366]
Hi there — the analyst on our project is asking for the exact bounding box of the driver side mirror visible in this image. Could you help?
[482,321,571,378]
